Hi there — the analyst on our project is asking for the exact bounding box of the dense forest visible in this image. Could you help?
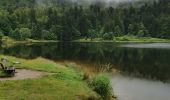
[0,0,169,41]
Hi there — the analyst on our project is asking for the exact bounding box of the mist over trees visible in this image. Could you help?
[0,0,169,41]
[35,0,159,7]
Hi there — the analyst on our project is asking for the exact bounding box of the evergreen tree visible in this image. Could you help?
[0,0,169,40]
[127,24,135,35]
[137,23,148,37]
[114,25,123,37]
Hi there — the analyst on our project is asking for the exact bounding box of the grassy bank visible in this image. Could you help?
[1,36,58,49]
[74,36,170,43]
[0,55,100,100]
[1,36,58,45]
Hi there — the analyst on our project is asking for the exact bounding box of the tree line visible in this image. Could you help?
[0,0,169,41]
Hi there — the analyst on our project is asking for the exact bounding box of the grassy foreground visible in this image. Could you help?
[0,55,99,100]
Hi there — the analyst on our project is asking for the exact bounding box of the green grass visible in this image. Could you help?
[114,36,170,42]
[0,55,98,100]
[26,39,58,43]
[74,36,170,43]
[1,36,57,46]
[1,36,58,49]
[75,38,104,42]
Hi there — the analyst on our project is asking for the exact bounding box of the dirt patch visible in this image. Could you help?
[0,69,47,81]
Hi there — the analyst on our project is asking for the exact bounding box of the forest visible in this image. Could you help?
[0,1,170,100]
[0,0,169,41]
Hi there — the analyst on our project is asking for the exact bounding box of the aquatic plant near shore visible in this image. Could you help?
[88,74,113,100]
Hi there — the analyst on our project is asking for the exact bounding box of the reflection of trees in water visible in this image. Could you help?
[1,43,170,81]
[118,48,170,81]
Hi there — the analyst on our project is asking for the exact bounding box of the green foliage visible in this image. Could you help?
[0,10,11,35]
[89,74,112,100]
[103,32,113,40]
[128,24,135,35]
[10,28,20,40]
[137,23,149,37]
[88,29,97,40]
[0,0,170,40]
[0,31,4,39]
[10,28,31,40]
[19,28,31,40]
[41,30,57,40]
[0,55,98,100]
[114,25,123,36]
[137,30,145,37]
[158,15,170,39]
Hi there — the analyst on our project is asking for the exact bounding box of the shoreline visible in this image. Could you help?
[0,55,98,99]
[1,36,170,45]
[73,37,170,43]
[0,55,115,100]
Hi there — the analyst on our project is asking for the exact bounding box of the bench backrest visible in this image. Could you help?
[0,63,5,70]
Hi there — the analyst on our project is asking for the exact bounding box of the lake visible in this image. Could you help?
[1,42,170,100]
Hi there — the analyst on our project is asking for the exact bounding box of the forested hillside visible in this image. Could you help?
[0,0,169,41]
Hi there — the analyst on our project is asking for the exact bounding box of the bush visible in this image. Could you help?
[0,31,4,43]
[88,74,112,100]
[42,30,57,40]
[10,28,19,40]
[121,37,129,41]
[103,32,113,40]
[19,28,31,40]
[137,30,145,37]
[10,28,31,40]
[0,31,4,38]
[88,29,97,40]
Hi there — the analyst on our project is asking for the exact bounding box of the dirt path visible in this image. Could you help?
[0,69,47,81]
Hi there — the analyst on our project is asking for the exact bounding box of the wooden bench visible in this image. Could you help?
[0,63,15,75]
[0,58,19,75]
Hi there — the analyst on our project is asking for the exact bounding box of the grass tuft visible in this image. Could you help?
[88,74,113,100]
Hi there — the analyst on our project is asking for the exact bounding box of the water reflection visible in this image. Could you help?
[111,74,170,100]
[121,43,170,49]
[0,42,170,81]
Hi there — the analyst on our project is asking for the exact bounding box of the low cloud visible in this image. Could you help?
[36,0,159,7]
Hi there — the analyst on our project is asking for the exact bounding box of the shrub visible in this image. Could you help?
[10,28,31,40]
[19,28,31,40]
[10,28,20,40]
[0,31,4,43]
[137,30,145,37]
[0,31,4,38]
[103,32,113,40]
[42,30,57,40]
[121,37,129,41]
[88,29,97,40]
[88,74,112,100]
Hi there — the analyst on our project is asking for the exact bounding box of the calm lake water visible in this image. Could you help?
[1,42,170,100]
